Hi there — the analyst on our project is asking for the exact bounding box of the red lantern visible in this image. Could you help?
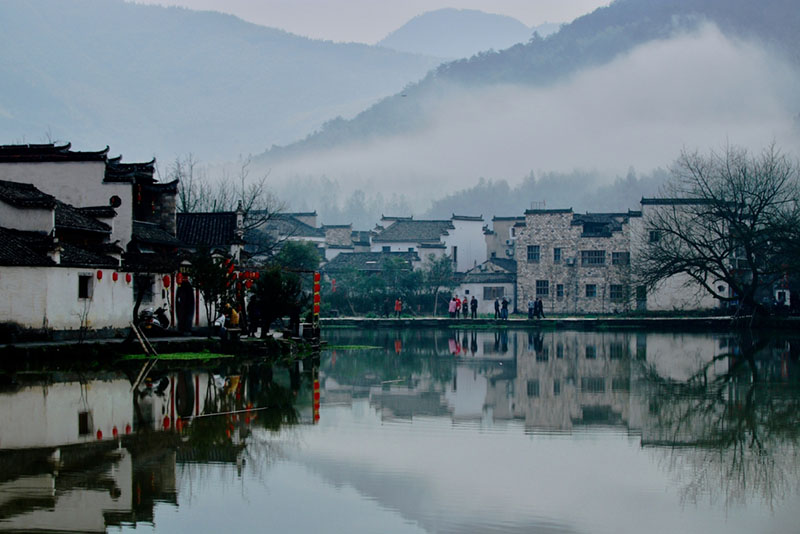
[112,271,119,282]
[163,416,171,430]
[162,274,171,288]
[125,273,132,284]
[112,426,118,438]
[227,263,235,274]
[96,270,103,280]
[245,280,253,289]
[125,424,132,434]
[96,429,103,440]
[255,272,260,279]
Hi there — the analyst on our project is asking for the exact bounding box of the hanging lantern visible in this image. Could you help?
[254,272,260,279]
[245,280,253,289]
[162,274,171,288]
[112,271,119,282]
[125,273,132,284]
[125,423,132,434]
[96,429,103,440]
[112,426,118,438]
[176,272,184,285]
[96,270,103,280]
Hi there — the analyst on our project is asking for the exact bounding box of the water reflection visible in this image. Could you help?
[1,329,798,533]
[323,328,800,508]
[0,360,304,532]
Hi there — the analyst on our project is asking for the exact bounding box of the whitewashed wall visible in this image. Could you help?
[0,266,134,330]
[443,218,485,273]
[0,203,54,232]
[0,161,133,247]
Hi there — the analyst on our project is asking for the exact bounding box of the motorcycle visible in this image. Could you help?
[139,306,170,335]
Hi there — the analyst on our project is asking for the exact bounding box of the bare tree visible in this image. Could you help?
[636,143,800,316]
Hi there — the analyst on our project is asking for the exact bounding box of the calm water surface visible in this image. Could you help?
[1,328,798,533]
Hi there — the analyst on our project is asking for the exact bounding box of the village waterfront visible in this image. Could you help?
[1,325,798,534]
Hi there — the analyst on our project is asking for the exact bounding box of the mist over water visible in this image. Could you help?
[266,24,800,213]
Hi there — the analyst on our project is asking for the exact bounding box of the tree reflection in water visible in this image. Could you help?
[640,334,800,508]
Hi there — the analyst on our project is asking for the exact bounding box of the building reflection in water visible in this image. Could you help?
[0,361,304,533]
[322,328,800,506]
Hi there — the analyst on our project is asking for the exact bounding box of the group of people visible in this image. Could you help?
[493,297,509,320]
[449,295,479,319]
[527,297,546,319]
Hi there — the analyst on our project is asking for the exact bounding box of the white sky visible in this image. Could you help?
[128,0,611,44]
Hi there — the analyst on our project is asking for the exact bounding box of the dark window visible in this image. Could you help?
[556,343,564,359]
[78,411,92,435]
[612,378,630,391]
[586,284,597,298]
[553,248,562,263]
[408,247,414,252]
[553,380,561,396]
[536,280,549,297]
[382,246,391,252]
[609,342,628,359]
[581,377,605,393]
[636,285,647,301]
[609,284,626,302]
[452,246,458,264]
[556,284,564,299]
[78,275,93,299]
[581,250,605,265]
[484,286,505,300]
[612,252,630,265]
[527,245,540,263]
[649,230,661,243]
[526,380,540,397]
[585,345,596,359]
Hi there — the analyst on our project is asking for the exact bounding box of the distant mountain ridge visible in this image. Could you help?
[0,0,442,161]
[259,0,800,163]
[377,8,559,60]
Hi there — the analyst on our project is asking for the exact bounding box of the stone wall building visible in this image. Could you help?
[515,209,641,315]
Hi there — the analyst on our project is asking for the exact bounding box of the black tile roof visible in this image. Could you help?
[350,230,372,246]
[255,213,325,239]
[372,220,454,243]
[0,228,55,266]
[132,221,182,247]
[0,180,57,209]
[177,212,240,247]
[0,143,109,163]
[524,208,573,215]
[452,214,483,221]
[60,243,119,268]
[56,201,111,234]
[104,157,157,184]
[323,251,419,273]
[78,206,117,218]
[461,271,516,284]
[488,257,517,272]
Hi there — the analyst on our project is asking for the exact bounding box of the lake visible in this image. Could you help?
[1,327,798,533]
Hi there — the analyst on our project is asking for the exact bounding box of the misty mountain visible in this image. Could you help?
[259,0,800,166]
[0,0,442,161]
[377,8,558,60]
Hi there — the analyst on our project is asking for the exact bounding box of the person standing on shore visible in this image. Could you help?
[462,297,469,319]
[449,296,458,318]
[394,297,403,318]
[527,297,535,319]
[494,298,500,319]
[501,298,509,320]
[470,296,478,319]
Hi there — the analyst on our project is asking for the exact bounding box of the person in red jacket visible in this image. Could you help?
[394,297,403,318]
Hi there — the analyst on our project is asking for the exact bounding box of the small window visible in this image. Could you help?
[553,248,562,263]
[636,285,647,301]
[78,274,93,299]
[556,284,564,299]
[553,380,561,396]
[78,411,92,436]
[382,246,391,252]
[536,280,549,297]
[408,247,414,252]
[582,377,605,393]
[649,230,661,243]
[526,380,540,397]
[556,343,564,359]
[581,250,605,266]
[609,284,626,302]
[586,284,597,298]
[586,345,596,359]
[527,245,540,263]
[484,286,505,300]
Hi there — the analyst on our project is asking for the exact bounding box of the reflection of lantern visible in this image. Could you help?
[125,273,132,284]
[176,272,184,285]
[112,271,119,282]
[246,280,253,289]
[125,423,132,434]
[255,272,260,279]
[162,274,171,288]
[163,416,170,429]
[96,270,103,280]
